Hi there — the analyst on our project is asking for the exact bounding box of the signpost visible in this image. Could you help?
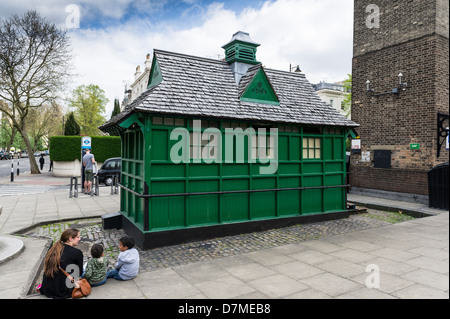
[82,136,92,149]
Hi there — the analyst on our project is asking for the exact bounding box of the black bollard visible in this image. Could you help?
[17,161,19,176]
[10,160,14,182]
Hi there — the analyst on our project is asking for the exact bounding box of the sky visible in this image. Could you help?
[0,0,354,118]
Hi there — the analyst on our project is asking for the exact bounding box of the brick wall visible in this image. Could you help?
[350,166,428,195]
[351,0,449,196]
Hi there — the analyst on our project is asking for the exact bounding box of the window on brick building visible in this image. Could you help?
[373,150,391,169]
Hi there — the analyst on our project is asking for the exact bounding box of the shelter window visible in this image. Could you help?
[152,117,184,126]
[222,122,248,129]
[303,137,321,159]
[278,125,299,133]
[324,128,342,135]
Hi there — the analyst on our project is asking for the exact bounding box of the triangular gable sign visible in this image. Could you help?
[240,68,280,105]
[147,56,163,89]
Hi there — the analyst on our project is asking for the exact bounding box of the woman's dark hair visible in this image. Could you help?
[90,243,104,258]
[119,236,135,249]
[43,228,80,278]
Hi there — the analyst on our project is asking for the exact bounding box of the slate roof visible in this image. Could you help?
[100,49,358,132]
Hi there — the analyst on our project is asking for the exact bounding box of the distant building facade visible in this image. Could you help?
[313,81,350,119]
[122,54,152,109]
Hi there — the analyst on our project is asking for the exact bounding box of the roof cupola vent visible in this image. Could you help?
[222,31,261,84]
[222,31,260,65]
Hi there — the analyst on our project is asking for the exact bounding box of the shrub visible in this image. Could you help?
[50,136,121,162]
[49,136,80,161]
[64,112,80,136]
[91,136,121,162]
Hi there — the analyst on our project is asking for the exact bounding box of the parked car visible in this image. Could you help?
[97,157,121,186]
[0,151,10,160]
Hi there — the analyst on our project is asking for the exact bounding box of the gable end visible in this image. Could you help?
[147,56,163,89]
[240,68,280,105]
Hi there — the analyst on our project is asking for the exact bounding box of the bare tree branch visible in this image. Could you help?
[0,10,74,173]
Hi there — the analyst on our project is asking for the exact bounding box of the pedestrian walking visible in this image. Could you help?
[39,154,45,170]
[82,148,96,194]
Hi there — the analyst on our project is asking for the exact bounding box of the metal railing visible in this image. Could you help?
[69,175,119,198]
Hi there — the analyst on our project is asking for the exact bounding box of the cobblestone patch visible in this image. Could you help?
[25,209,415,294]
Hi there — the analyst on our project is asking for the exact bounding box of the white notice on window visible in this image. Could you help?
[361,151,371,162]
[352,139,361,150]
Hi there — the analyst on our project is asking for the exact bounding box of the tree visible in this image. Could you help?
[0,100,17,150]
[341,74,353,150]
[111,98,121,119]
[108,98,121,136]
[342,74,352,118]
[64,112,80,136]
[26,102,64,151]
[69,84,108,136]
[0,10,73,173]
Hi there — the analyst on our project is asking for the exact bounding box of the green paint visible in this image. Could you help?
[120,115,348,232]
[241,68,280,105]
[222,42,260,65]
[147,57,163,89]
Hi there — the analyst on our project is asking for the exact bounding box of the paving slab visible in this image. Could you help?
[392,284,449,299]
[400,269,449,291]
[0,236,24,264]
[248,274,309,298]
[299,272,364,297]
[194,275,255,299]
[271,260,325,280]
[135,268,201,299]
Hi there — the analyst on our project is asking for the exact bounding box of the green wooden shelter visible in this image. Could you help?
[100,31,359,249]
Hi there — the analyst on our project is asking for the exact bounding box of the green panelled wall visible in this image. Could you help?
[120,114,348,232]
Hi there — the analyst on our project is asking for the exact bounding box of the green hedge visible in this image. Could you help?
[50,136,121,162]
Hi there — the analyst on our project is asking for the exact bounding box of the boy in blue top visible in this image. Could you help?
[107,236,140,281]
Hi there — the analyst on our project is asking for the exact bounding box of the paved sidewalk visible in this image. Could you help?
[0,172,448,299]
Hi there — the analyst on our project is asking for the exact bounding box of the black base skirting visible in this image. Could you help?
[120,211,350,250]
